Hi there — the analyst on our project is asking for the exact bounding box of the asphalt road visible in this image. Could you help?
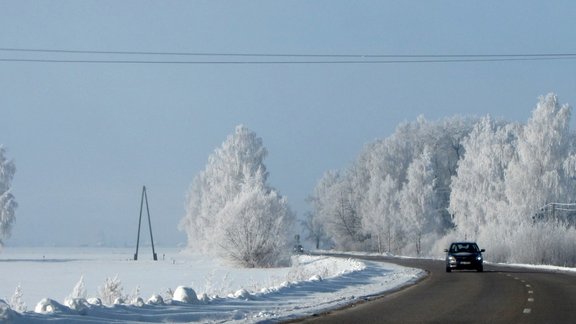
[293,255,576,324]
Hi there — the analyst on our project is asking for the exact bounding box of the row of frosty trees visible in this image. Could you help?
[180,93,576,268]
[304,93,576,266]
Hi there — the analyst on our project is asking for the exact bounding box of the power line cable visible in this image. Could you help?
[1,47,575,64]
[1,57,575,65]
[1,47,576,58]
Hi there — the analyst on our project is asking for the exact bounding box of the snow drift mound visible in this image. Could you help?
[64,298,89,315]
[172,286,199,303]
[34,298,69,314]
[147,294,164,305]
[0,300,20,321]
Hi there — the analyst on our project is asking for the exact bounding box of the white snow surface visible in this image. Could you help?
[0,247,424,323]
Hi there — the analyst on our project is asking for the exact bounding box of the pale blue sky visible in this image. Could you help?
[1,1,575,247]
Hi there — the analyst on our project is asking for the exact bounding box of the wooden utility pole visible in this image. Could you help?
[134,186,158,261]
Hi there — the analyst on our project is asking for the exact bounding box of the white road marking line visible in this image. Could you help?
[528,298,534,302]
[523,308,532,314]
[526,284,531,288]
[528,290,534,294]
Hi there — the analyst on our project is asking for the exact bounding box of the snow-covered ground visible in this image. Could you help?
[0,247,424,323]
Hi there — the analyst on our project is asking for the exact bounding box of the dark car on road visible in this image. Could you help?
[293,244,304,254]
[445,242,485,272]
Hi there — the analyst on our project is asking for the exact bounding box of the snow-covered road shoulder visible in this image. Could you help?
[260,255,425,323]
[1,250,424,323]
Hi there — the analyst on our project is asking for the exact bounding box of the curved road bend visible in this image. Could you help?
[292,255,576,324]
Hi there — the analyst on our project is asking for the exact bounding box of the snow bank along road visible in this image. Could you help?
[0,250,424,323]
[295,255,576,323]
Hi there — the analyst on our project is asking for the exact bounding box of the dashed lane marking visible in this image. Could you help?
[501,273,534,316]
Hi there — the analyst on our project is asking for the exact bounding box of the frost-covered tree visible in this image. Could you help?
[399,148,439,255]
[9,284,26,313]
[505,94,573,224]
[0,146,17,247]
[217,180,293,267]
[308,170,366,250]
[67,276,87,301]
[449,94,576,265]
[307,170,339,249]
[180,126,268,246]
[361,175,399,253]
[449,116,517,240]
[179,125,295,267]
[98,275,124,305]
[502,94,576,264]
[301,211,328,250]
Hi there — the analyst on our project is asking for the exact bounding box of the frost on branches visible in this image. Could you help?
[306,94,576,266]
[0,146,17,247]
[179,125,295,268]
[450,94,576,265]
[308,116,473,255]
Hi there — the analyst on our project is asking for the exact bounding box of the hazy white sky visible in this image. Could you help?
[1,1,575,246]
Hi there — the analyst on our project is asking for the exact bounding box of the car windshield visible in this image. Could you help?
[450,243,479,253]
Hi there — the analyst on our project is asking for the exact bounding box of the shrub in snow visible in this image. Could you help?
[98,275,125,305]
[163,288,174,303]
[87,297,102,306]
[201,270,232,298]
[0,299,19,321]
[67,275,87,301]
[216,184,294,268]
[132,297,144,307]
[113,297,125,305]
[197,292,210,303]
[146,294,164,305]
[34,298,68,314]
[233,289,253,300]
[309,275,323,282]
[129,285,143,306]
[64,298,89,315]
[9,284,26,313]
[172,286,198,304]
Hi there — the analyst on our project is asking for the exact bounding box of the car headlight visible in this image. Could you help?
[448,256,456,263]
[476,256,483,261]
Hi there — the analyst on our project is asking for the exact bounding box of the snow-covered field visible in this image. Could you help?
[0,247,424,323]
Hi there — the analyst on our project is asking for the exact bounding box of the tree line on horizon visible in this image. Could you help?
[2,93,575,267]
